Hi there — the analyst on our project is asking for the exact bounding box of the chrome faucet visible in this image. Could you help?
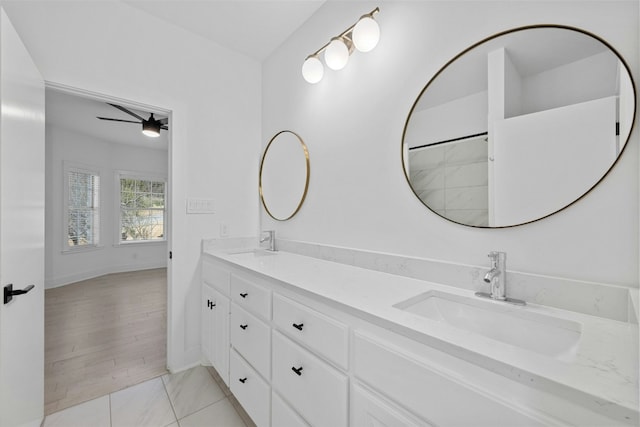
[475,251,525,305]
[259,230,276,251]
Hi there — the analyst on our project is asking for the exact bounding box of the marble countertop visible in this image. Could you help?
[203,247,639,421]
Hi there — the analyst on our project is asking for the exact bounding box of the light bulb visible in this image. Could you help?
[352,16,380,52]
[302,55,324,84]
[142,129,160,138]
[324,38,349,70]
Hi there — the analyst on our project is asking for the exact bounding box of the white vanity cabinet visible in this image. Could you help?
[202,260,231,386]
[202,253,631,427]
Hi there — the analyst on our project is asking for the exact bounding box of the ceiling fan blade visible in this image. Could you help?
[96,117,141,124]
[158,118,169,125]
[107,103,145,121]
[160,126,169,130]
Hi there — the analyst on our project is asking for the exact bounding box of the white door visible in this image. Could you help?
[0,7,45,427]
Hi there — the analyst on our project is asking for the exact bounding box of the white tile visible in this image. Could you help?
[110,377,176,427]
[410,167,445,191]
[445,186,488,210]
[44,395,110,427]
[178,398,246,427]
[162,365,225,419]
[445,137,488,164]
[444,162,488,188]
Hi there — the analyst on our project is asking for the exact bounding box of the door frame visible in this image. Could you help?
[43,80,174,372]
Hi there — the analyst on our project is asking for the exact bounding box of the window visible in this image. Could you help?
[119,175,166,243]
[66,166,100,248]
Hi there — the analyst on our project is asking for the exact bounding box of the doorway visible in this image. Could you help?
[43,84,172,414]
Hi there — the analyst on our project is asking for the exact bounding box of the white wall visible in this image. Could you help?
[262,1,639,288]
[45,124,168,288]
[3,1,261,370]
[521,50,619,115]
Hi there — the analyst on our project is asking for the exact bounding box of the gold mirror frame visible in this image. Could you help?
[401,24,637,228]
[259,130,310,221]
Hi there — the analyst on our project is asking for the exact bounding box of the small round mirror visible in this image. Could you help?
[402,25,636,228]
[260,130,310,221]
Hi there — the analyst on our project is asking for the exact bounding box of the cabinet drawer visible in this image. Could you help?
[230,349,270,427]
[272,391,310,427]
[231,273,271,320]
[351,383,428,427]
[273,294,348,369]
[353,332,546,427]
[202,260,230,295]
[272,331,348,427]
[231,303,271,379]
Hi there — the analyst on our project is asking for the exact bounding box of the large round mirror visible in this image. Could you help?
[402,25,636,228]
[260,130,310,221]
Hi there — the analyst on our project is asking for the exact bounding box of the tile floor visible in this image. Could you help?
[43,365,256,427]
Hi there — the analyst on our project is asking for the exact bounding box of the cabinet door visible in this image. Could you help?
[212,289,230,386]
[352,384,429,427]
[201,283,216,365]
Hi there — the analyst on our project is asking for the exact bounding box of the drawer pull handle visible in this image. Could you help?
[240,292,248,298]
[292,323,304,331]
[291,366,303,376]
[240,324,248,330]
[239,377,247,384]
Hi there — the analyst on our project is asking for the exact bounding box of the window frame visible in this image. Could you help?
[115,171,168,246]
[63,162,102,252]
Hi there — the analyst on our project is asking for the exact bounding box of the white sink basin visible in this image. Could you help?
[226,248,277,257]
[394,290,581,361]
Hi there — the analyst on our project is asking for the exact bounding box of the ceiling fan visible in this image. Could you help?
[97,103,168,138]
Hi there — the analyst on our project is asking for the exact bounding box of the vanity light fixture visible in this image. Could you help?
[302,7,380,84]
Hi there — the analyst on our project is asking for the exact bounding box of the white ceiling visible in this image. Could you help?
[46,89,170,150]
[123,0,325,61]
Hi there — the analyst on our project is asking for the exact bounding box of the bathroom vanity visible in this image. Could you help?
[201,243,638,427]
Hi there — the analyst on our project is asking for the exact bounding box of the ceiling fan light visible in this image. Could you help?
[142,119,161,138]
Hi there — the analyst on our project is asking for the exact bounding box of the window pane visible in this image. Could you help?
[120,177,165,242]
[120,208,164,241]
[67,169,100,247]
[136,180,151,193]
[152,182,164,194]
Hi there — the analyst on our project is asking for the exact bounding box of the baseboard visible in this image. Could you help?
[45,261,167,289]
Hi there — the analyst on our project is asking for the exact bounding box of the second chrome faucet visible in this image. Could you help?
[260,230,276,251]
[475,251,525,306]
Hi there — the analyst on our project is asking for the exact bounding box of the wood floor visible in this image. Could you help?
[44,268,168,415]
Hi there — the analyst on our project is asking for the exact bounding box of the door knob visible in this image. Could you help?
[4,284,35,304]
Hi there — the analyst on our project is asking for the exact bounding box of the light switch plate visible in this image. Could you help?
[186,198,215,214]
